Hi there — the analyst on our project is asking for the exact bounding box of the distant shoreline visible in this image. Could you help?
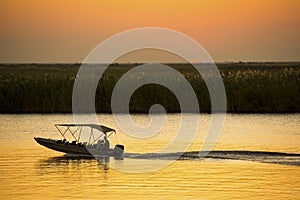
[1,62,299,113]
[0,112,299,114]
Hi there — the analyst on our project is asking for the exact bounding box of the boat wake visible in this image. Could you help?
[43,150,300,167]
[123,150,300,167]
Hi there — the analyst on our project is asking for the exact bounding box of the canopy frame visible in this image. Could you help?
[55,124,116,144]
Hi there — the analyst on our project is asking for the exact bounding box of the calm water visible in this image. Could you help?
[0,114,299,199]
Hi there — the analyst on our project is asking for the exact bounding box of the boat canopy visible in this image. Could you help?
[55,124,115,134]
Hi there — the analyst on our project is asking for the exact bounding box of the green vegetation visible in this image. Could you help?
[0,62,299,113]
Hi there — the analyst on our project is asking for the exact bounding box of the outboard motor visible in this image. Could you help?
[114,144,124,157]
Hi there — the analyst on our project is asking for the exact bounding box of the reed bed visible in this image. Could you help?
[0,63,299,113]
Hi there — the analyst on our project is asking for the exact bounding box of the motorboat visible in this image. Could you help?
[34,124,124,157]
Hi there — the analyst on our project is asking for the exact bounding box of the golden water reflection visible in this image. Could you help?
[0,114,299,199]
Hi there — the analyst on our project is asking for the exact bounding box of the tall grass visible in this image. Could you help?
[0,63,299,113]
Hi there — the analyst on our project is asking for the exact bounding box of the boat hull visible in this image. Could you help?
[34,137,124,157]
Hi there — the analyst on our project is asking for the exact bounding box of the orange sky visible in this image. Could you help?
[0,0,299,63]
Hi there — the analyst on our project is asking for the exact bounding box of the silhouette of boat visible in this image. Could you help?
[34,124,124,157]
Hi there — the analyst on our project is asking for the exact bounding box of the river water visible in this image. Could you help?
[0,114,299,199]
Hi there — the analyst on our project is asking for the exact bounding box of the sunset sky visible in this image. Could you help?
[0,0,299,63]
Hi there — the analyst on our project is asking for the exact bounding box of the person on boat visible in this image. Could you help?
[102,135,110,153]
[97,139,104,149]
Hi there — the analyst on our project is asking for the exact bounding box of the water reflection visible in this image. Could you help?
[37,156,111,174]
[1,114,299,199]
